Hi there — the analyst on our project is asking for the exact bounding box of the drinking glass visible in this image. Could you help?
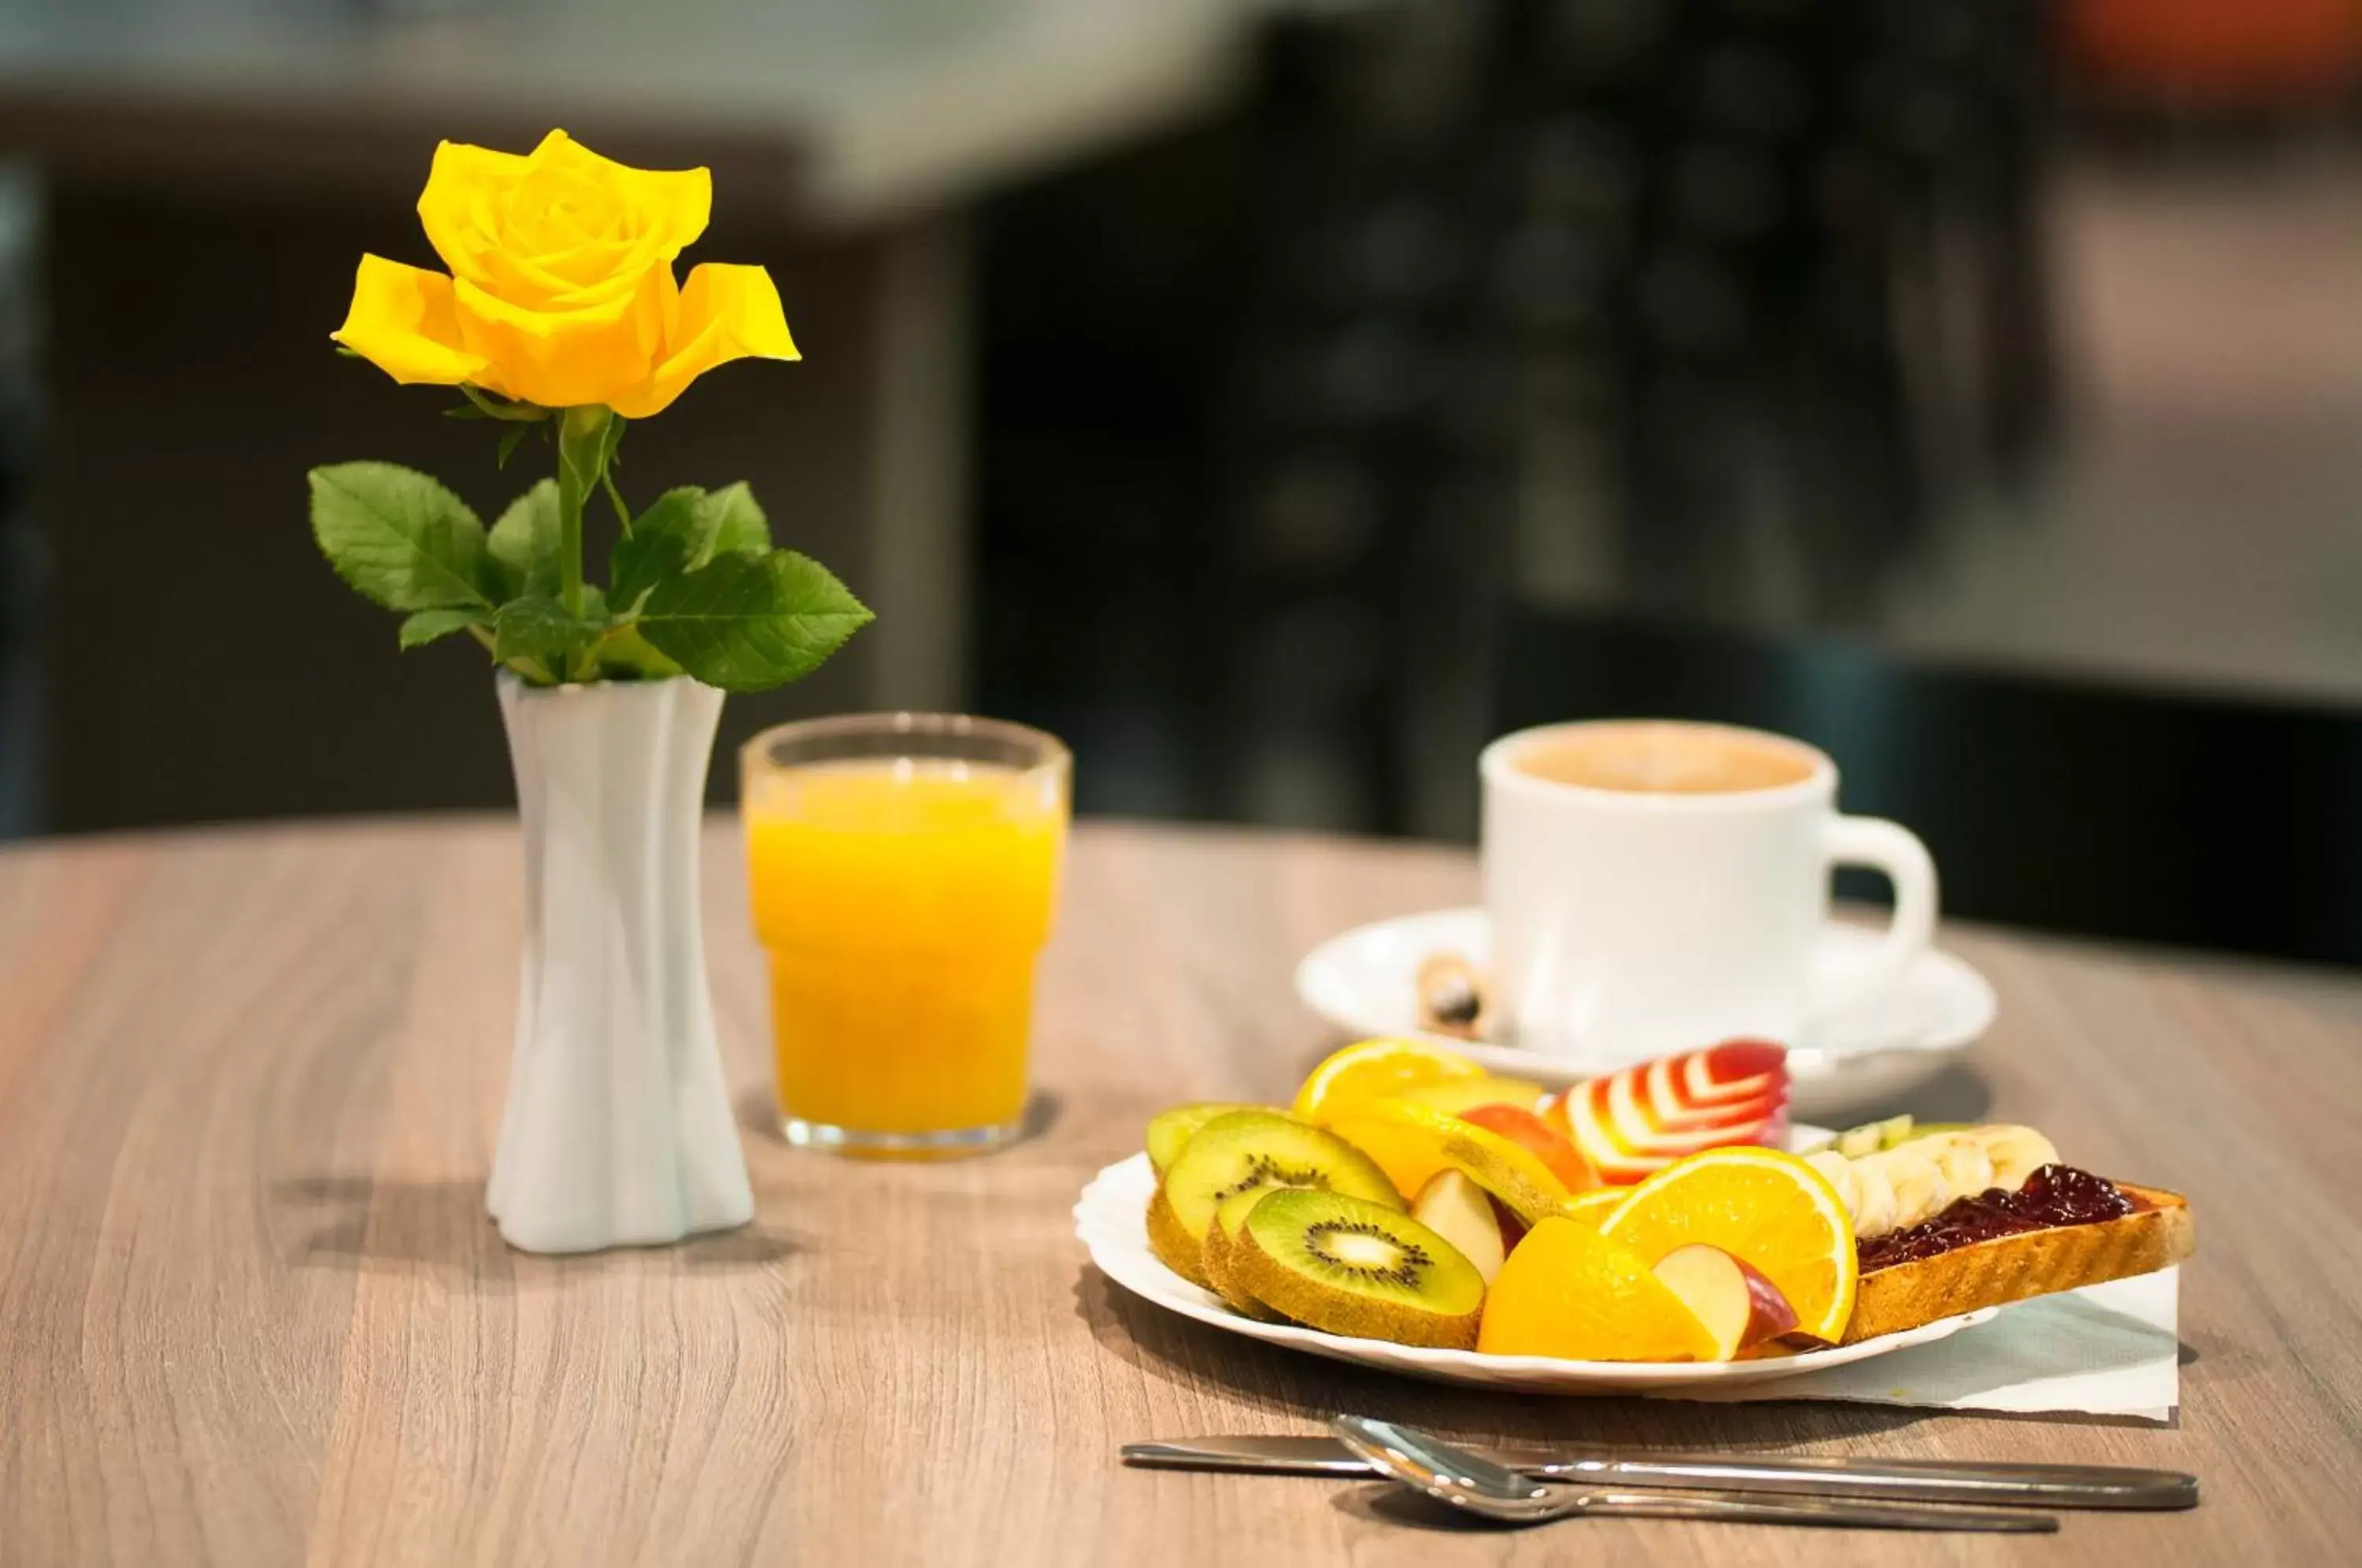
[741,713,1070,1156]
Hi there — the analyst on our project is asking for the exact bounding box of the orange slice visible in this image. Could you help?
[1561,1187,1626,1228]
[1291,1038,1483,1126]
[1597,1147,1858,1344]
[1324,1102,1574,1222]
[1477,1217,1720,1361]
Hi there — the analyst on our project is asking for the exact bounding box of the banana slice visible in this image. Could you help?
[1846,1154,1897,1238]
[1923,1133,1996,1200]
[1878,1143,1950,1231]
[1804,1149,1859,1217]
[1968,1124,2059,1191]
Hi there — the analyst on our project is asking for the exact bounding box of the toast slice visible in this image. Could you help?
[1839,1183,2192,1345]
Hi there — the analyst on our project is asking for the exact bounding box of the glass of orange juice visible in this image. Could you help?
[740,713,1070,1157]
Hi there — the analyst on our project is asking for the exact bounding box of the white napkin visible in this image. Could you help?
[1654,1268,2181,1422]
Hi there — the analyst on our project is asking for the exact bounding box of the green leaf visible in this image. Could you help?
[702,482,771,557]
[494,594,604,671]
[609,486,707,610]
[398,608,487,649]
[487,480,561,600]
[636,549,872,693]
[607,482,773,612]
[594,625,686,682]
[309,462,492,612]
[496,422,532,468]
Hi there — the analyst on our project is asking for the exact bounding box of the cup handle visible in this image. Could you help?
[1812,815,1938,1019]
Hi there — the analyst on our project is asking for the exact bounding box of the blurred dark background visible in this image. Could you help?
[2,0,2360,963]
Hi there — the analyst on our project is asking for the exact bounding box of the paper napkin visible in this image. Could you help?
[1656,1268,2182,1422]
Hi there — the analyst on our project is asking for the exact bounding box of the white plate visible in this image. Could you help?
[1075,1149,1995,1395]
[1294,907,1997,1120]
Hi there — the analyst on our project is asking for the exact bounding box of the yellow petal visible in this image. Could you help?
[416,130,712,316]
[606,264,798,419]
[530,130,712,259]
[450,266,670,411]
[331,255,490,388]
[416,140,529,288]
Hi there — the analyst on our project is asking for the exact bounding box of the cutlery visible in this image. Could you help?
[1123,1432,2198,1511]
[1329,1416,2057,1533]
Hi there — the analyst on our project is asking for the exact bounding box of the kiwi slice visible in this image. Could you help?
[1146,1111,1401,1289]
[1228,1189,1485,1349]
[1146,1102,1264,1178]
[1199,1189,1289,1322]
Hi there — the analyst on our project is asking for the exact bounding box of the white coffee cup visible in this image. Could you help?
[1479,719,1937,1070]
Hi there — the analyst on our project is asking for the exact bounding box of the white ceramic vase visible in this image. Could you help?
[487,671,754,1254]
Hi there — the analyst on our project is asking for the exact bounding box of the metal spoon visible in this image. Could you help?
[1329,1417,2058,1533]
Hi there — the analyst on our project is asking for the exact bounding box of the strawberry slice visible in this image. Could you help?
[1545,1039,1790,1185]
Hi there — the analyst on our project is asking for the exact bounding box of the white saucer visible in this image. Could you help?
[1294,908,1995,1120]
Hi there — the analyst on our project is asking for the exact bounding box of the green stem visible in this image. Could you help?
[554,405,613,644]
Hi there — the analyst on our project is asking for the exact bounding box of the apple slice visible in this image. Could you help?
[1546,1041,1792,1183]
[1649,1244,1799,1359]
[1410,1170,1506,1283]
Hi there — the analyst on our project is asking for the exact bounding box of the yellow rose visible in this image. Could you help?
[332,130,798,418]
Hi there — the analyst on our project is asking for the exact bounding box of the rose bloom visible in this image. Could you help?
[334,130,797,417]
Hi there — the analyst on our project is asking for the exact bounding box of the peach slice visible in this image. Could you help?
[1650,1243,1800,1358]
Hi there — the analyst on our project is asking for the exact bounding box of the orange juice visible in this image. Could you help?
[744,756,1068,1145]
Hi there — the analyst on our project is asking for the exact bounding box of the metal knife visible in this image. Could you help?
[1122,1435,2199,1511]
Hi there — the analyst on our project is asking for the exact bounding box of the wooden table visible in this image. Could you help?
[2,816,2356,1566]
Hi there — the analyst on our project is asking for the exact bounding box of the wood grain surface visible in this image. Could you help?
[1,816,2357,1566]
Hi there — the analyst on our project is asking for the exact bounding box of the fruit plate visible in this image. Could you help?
[1294,907,1997,1121]
[1075,1151,1997,1395]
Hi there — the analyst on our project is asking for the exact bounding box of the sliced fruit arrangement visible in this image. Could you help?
[1131,1037,2190,1363]
[1541,1039,1790,1184]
